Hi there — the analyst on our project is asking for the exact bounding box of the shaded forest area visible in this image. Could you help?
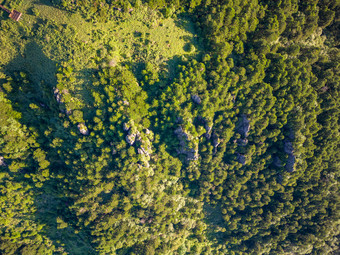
[0,0,339,254]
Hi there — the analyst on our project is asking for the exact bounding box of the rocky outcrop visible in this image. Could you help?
[191,94,201,104]
[174,126,199,161]
[77,123,89,135]
[123,121,141,146]
[236,114,250,137]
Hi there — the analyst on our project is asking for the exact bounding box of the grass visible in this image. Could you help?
[1,1,197,71]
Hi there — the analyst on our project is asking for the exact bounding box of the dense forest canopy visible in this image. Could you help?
[0,0,339,254]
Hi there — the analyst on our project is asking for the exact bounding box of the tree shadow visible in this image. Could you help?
[0,41,96,255]
[173,14,203,53]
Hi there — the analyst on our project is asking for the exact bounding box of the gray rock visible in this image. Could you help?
[236,114,250,137]
[0,156,6,166]
[191,94,201,104]
[123,122,130,131]
[138,146,150,157]
[126,133,136,145]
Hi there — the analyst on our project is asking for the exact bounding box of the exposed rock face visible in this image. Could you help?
[191,94,201,104]
[77,123,89,135]
[236,114,250,137]
[174,126,199,161]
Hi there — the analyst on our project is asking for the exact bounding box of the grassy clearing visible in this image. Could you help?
[1,1,197,73]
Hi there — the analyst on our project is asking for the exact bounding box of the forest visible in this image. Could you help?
[0,0,339,254]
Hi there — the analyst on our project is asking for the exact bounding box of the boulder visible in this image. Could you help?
[53,88,62,103]
[77,123,89,135]
[0,156,6,166]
